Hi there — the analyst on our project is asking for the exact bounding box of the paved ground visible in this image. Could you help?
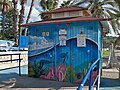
[100,50,120,90]
[0,50,120,89]
[100,68,120,90]
[14,75,78,89]
[1,68,119,90]
[0,51,28,70]
[0,73,98,90]
[0,73,79,89]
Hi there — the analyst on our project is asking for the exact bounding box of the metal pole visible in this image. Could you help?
[19,54,21,76]
[119,67,120,79]
[89,70,93,90]
[11,54,12,63]
[96,59,101,90]
[54,40,56,80]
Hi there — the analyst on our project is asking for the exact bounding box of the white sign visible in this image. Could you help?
[59,29,67,35]
[77,34,86,47]
[59,29,67,46]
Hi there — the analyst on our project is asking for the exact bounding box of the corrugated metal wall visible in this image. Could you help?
[28,21,100,83]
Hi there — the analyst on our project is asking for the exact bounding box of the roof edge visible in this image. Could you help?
[44,6,88,14]
[21,17,112,27]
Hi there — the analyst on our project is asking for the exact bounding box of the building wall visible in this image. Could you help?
[28,21,101,83]
[51,11,84,19]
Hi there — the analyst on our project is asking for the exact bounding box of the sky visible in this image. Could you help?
[0,0,65,31]
[17,0,65,23]
[17,0,41,23]
[14,0,120,36]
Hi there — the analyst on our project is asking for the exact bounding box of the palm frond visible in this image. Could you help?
[60,0,74,8]
[75,0,90,6]
[40,0,47,11]
[105,7,120,15]
[110,20,119,34]
[114,0,120,10]
[101,1,115,7]
[106,10,120,19]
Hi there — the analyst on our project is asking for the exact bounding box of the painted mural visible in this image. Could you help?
[28,22,100,84]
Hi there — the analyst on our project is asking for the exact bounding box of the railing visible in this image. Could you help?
[77,58,101,90]
[0,53,22,76]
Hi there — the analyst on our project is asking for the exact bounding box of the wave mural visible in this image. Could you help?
[28,37,98,83]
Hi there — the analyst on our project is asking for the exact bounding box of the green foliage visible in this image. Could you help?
[76,0,120,34]
[40,12,50,20]
[40,0,58,19]
[76,61,91,73]
[40,0,58,11]
[60,0,74,8]
[102,49,109,56]
[28,62,35,77]
[114,0,120,10]
[64,65,77,83]
[0,8,14,40]
[32,61,46,77]
[103,36,113,48]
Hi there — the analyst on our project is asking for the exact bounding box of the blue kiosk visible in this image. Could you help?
[21,6,109,88]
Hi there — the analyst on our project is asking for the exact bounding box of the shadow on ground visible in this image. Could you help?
[101,78,120,87]
[0,73,78,89]
[100,78,120,90]
[14,76,78,89]
[0,73,18,81]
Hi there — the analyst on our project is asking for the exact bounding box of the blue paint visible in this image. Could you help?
[20,36,28,48]
[28,21,102,83]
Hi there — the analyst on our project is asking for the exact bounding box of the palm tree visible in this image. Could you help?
[24,0,35,36]
[26,0,34,24]
[12,0,18,43]
[0,1,3,11]
[76,0,120,68]
[1,0,6,40]
[0,0,10,11]
[76,0,120,43]
[0,0,14,40]
[60,0,83,8]
[18,0,25,36]
[17,0,27,45]
[114,0,120,10]
[40,0,58,19]
[60,0,74,8]
[40,0,58,11]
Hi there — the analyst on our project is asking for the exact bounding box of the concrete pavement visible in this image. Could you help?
[101,49,120,90]
[0,51,28,70]
[0,73,79,89]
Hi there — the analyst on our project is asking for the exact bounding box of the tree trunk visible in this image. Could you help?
[108,43,118,68]
[18,0,25,45]
[24,0,34,36]
[26,0,34,24]
[1,0,6,40]
[12,0,18,43]
[115,36,120,46]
